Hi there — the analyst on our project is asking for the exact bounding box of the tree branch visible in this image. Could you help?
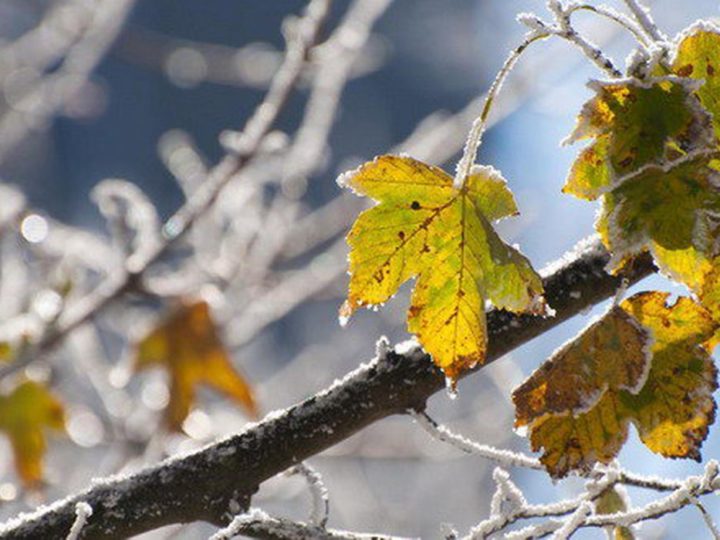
[0,238,655,539]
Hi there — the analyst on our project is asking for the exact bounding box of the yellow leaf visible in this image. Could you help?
[673,25,720,138]
[133,300,257,430]
[340,155,544,381]
[513,292,717,478]
[563,79,714,200]
[0,381,65,487]
[651,244,720,350]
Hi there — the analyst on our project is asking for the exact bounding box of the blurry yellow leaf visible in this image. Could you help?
[134,300,257,430]
[0,342,11,362]
[340,155,544,381]
[563,79,714,200]
[0,381,65,487]
[514,292,717,478]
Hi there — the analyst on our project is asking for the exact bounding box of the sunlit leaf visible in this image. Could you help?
[340,155,544,381]
[513,292,717,478]
[673,24,720,138]
[0,381,65,487]
[133,300,257,430]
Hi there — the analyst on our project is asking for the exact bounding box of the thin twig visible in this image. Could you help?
[409,410,541,470]
[454,32,549,188]
[210,508,416,540]
[567,4,650,46]
[691,497,720,540]
[64,502,92,540]
[622,0,666,42]
[546,1,623,78]
[289,463,330,528]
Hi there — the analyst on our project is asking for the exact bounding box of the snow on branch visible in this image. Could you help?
[622,0,667,42]
[0,237,656,539]
[210,507,415,540]
[409,410,541,470]
[288,462,330,528]
[415,410,720,538]
[491,461,720,539]
[455,0,628,188]
[0,0,334,383]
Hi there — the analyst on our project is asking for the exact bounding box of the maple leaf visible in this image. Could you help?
[133,300,257,430]
[339,155,544,381]
[513,291,718,478]
[0,380,65,487]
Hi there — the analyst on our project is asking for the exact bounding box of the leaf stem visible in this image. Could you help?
[453,32,549,188]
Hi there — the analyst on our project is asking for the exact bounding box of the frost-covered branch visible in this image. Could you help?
[283,0,393,184]
[412,410,717,539]
[622,0,666,42]
[0,237,655,539]
[210,508,414,540]
[566,4,650,46]
[455,0,626,187]
[543,1,622,77]
[0,0,137,165]
[288,462,330,528]
[488,461,720,539]
[410,410,541,470]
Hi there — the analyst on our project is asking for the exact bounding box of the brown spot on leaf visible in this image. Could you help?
[619,155,634,169]
[677,64,694,77]
[410,201,421,210]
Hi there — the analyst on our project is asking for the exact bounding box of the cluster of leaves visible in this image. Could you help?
[527,24,720,477]
[0,300,255,487]
[340,25,720,478]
